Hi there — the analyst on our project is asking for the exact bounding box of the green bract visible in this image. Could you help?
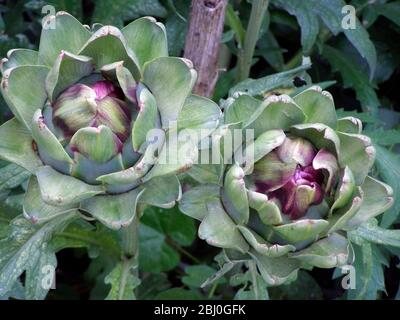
[180,86,393,286]
[0,12,221,229]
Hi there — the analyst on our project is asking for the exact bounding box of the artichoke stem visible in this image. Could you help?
[121,213,139,259]
[120,211,140,296]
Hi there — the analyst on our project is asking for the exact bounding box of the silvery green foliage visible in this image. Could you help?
[180,86,393,287]
[0,12,221,230]
[0,212,77,299]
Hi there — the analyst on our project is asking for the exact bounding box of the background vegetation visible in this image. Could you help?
[0,0,399,300]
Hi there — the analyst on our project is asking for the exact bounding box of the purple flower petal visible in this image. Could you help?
[92,80,117,100]
[253,152,297,193]
[251,136,334,220]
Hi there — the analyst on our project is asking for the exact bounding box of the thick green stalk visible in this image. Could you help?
[120,211,140,299]
[121,213,139,259]
[236,0,269,82]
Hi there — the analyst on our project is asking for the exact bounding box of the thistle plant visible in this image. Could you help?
[180,86,394,287]
[0,11,220,291]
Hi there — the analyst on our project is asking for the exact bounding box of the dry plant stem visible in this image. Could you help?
[184,0,228,98]
[236,0,269,82]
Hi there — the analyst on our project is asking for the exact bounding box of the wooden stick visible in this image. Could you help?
[184,0,228,98]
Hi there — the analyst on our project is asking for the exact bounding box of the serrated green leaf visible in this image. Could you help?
[24,246,56,300]
[269,270,323,300]
[322,45,380,114]
[374,145,400,228]
[139,224,179,273]
[272,0,376,76]
[366,129,400,147]
[0,202,20,235]
[271,0,319,54]
[365,22,400,83]
[347,242,387,300]
[92,0,167,28]
[165,14,187,56]
[229,63,311,97]
[182,265,223,289]
[350,219,400,248]
[0,212,77,298]
[0,280,24,300]
[0,163,30,192]
[234,268,270,301]
[201,261,237,288]
[225,3,245,47]
[104,259,140,300]
[259,31,285,71]
[52,221,121,259]
[137,273,171,300]
[142,206,196,247]
[374,2,400,27]
[243,262,270,300]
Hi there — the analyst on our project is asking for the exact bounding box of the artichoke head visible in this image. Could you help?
[0,12,221,229]
[180,86,393,286]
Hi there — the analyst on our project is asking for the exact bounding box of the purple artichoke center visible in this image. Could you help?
[267,165,324,220]
[252,137,332,220]
[52,80,131,142]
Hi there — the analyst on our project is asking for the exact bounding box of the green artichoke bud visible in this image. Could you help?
[0,12,221,229]
[180,86,393,286]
